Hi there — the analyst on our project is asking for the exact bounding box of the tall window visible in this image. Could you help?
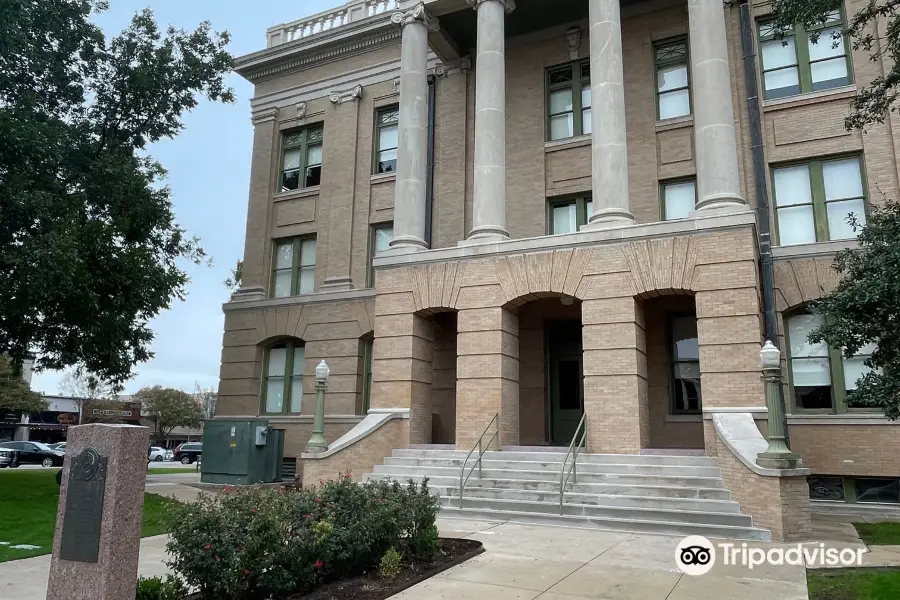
[272,237,316,297]
[374,106,399,174]
[786,313,876,411]
[548,196,593,234]
[281,124,323,191]
[262,340,304,414]
[654,38,691,120]
[772,156,867,246]
[368,224,393,287]
[546,60,591,141]
[758,10,851,100]
[670,316,701,414]
[661,179,696,221]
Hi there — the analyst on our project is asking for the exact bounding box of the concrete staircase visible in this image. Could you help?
[364,447,770,541]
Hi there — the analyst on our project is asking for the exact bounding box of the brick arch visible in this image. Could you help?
[622,237,699,298]
[774,257,840,312]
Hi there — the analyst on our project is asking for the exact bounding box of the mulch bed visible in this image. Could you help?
[184,538,483,600]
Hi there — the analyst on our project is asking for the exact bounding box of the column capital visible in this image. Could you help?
[466,0,516,13]
[391,3,440,32]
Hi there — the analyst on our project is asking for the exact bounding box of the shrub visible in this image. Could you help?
[378,548,403,580]
[135,575,187,600]
[165,475,440,600]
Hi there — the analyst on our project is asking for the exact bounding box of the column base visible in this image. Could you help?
[230,286,266,302]
[389,235,428,252]
[460,226,509,246]
[757,451,803,470]
[320,276,354,292]
[582,208,635,231]
[695,193,749,213]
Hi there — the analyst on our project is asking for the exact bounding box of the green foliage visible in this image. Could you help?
[378,548,403,580]
[135,386,204,444]
[224,259,243,293]
[809,199,900,419]
[0,0,233,385]
[772,0,900,129]
[164,476,441,600]
[808,568,900,600]
[0,356,46,415]
[135,575,187,600]
[854,522,900,546]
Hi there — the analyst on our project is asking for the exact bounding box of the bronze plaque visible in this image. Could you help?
[59,447,108,563]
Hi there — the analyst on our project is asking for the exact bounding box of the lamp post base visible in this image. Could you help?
[757,450,802,470]
[306,435,327,454]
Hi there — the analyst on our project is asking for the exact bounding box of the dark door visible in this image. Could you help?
[548,320,585,445]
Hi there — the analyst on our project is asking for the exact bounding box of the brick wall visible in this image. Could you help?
[301,418,409,486]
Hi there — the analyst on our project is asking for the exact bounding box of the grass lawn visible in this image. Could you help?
[0,469,174,562]
[147,467,197,475]
[855,522,900,546]
[808,569,900,600]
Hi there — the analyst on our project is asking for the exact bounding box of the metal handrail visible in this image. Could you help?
[558,413,587,515]
[458,413,499,509]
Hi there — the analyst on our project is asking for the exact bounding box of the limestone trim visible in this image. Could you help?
[712,413,810,477]
[703,406,768,414]
[772,239,857,259]
[391,3,439,31]
[763,85,856,111]
[374,210,756,269]
[329,84,363,103]
[787,414,897,425]
[544,135,591,153]
[223,288,376,311]
[300,408,410,458]
[215,414,364,425]
[273,186,320,201]
[251,107,279,125]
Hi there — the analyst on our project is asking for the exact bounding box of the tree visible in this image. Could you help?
[808,200,900,419]
[224,259,243,294]
[59,369,116,424]
[0,356,47,416]
[136,385,204,444]
[193,384,218,420]
[772,0,900,129]
[0,1,234,386]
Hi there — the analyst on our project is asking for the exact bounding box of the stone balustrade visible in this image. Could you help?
[267,0,399,47]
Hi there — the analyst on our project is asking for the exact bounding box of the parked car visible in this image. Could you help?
[0,441,65,467]
[48,442,66,452]
[148,446,171,462]
[173,442,202,464]
[0,447,19,468]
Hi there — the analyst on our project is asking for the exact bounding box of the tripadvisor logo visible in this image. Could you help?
[675,536,716,576]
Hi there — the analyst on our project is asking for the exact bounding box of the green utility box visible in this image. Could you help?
[201,419,285,485]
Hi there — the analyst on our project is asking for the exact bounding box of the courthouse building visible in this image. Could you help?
[217,0,900,538]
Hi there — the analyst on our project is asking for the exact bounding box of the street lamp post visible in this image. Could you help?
[756,340,801,469]
[306,360,331,453]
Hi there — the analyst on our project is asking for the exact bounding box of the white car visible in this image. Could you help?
[148,446,170,462]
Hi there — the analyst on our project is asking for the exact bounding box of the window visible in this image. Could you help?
[772,156,867,246]
[368,224,393,287]
[661,179,696,220]
[546,60,591,141]
[280,124,324,191]
[361,337,373,415]
[654,38,691,120]
[786,312,877,411]
[808,475,845,501]
[271,237,316,297]
[262,341,304,414]
[758,10,851,100]
[548,196,593,234]
[670,316,701,414]
[374,106,399,174]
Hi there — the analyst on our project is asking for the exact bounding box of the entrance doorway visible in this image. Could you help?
[548,319,584,445]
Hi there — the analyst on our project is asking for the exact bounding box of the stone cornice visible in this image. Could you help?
[235,21,401,83]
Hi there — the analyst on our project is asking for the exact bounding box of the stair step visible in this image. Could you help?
[444,487,741,512]
[439,496,752,527]
[392,449,718,467]
[383,456,721,477]
[371,465,725,488]
[436,506,771,541]
[364,473,733,500]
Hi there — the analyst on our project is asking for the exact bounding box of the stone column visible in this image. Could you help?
[464,0,515,243]
[389,4,438,251]
[46,424,150,600]
[584,0,634,229]
[688,0,747,211]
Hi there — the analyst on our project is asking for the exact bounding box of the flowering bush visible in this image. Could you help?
[165,476,439,600]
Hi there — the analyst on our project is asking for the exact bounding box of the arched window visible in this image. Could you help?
[786,313,875,412]
[261,340,305,414]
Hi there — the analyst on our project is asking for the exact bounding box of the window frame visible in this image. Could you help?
[666,313,702,415]
[260,340,305,415]
[771,154,869,246]
[545,59,591,141]
[653,36,692,121]
[279,123,324,192]
[367,223,394,288]
[808,475,900,505]
[757,9,853,101]
[373,105,399,175]
[659,177,697,221]
[547,195,592,235]
[784,310,878,414]
[361,336,374,415]
[270,236,317,298]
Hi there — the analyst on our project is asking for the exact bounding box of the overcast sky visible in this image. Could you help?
[31,0,337,395]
